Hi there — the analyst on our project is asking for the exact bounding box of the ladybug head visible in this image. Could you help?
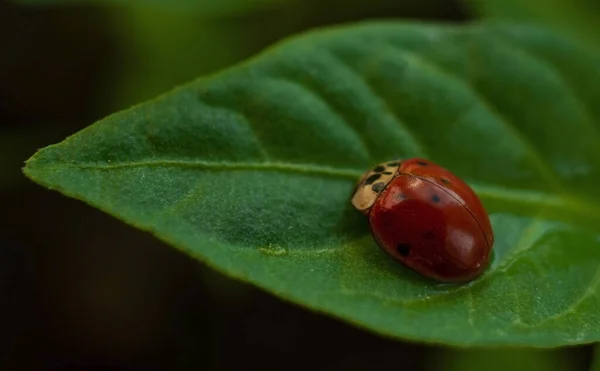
[351,160,401,214]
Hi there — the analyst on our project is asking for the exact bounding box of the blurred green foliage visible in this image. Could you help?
[98,7,253,111]
[11,0,297,15]
[592,346,600,371]
[466,0,600,47]
[427,347,589,371]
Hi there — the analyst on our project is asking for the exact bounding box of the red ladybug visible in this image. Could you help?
[351,158,494,283]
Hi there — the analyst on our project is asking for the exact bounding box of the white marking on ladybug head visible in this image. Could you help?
[351,160,401,214]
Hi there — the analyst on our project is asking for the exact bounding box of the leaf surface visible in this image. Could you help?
[24,21,600,347]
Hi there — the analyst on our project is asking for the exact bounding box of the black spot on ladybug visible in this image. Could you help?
[382,171,393,175]
[431,194,441,203]
[364,173,381,185]
[397,243,411,256]
[372,182,385,193]
[423,231,436,239]
[387,161,399,166]
[373,165,385,172]
[417,161,428,166]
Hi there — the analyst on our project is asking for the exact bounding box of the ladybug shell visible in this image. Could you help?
[368,158,493,283]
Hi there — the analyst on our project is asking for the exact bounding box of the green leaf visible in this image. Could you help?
[23,20,600,347]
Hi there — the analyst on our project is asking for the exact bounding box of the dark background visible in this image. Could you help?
[1,0,598,370]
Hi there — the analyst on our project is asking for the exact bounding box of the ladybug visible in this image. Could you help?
[351,158,494,283]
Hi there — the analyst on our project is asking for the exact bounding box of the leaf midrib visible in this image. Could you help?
[28,157,600,224]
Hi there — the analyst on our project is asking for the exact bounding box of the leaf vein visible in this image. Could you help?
[494,218,548,273]
[324,49,430,158]
[200,100,271,160]
[386,42,566,192]
[261,75,373,159]
[56,159,364,180]
[521,265,600,328]
[490,31,600,158]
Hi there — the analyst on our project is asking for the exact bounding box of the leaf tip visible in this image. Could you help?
[21,145,53,186]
